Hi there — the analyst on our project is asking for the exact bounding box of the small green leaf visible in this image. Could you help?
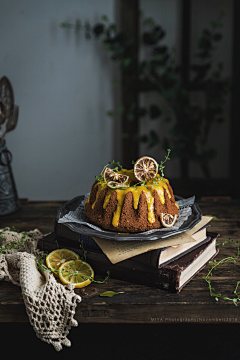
[100,291,124,297]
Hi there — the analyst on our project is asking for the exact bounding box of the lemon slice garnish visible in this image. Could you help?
[160,213,178,228]
[59,259,94,288]
[103,167,129,188]
[46,249,80,276]
[134,156,158,182]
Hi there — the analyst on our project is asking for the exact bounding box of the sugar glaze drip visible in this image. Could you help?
[89,169,178,227]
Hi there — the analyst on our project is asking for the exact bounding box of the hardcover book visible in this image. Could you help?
[93,224,211,267]
[54,216,212,265]
[37,231,219,293]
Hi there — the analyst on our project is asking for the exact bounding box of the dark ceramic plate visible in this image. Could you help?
[56,195,202,241]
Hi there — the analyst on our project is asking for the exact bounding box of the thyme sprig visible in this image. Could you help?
[78,240,110,283]
[158,149,171,177]
[82,270,110,284]
[35,254,50,273]
[0,227,35,254]
[203,238,240,306]
[95,160,123,183]
[36,254,110,285]
[79,239,88,262]
[95,149,171,188]
[132,175,165,190]
[0,227,110,286]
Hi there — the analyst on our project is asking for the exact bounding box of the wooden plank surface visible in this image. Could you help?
[0,198,240,323]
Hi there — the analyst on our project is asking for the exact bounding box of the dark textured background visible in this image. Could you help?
[1,323,240,359]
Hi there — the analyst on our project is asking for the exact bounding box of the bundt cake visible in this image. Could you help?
[84,156,179,233]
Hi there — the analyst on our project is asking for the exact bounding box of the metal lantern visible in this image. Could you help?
[0,76,20,216]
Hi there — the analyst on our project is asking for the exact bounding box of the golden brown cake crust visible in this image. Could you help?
[85,178,179,233]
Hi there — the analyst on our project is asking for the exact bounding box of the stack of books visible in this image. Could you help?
[37,216,219,293]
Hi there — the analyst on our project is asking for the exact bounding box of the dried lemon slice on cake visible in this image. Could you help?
[46,249,80,275]
[103,167,129,188]
[59,259,94,288]
[107,181,129,189]
[160,213,178,228]
[134,156,158,182]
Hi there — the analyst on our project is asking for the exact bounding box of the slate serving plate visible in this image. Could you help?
[56,194,202,241]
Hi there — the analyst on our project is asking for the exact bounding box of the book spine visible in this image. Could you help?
[131,249,161,268]
[176,248,219,292]
[38,232,219,293]
[55,222,100,250]
[77,233,100,249]
[56,222,169,268]
[157,267,179,292]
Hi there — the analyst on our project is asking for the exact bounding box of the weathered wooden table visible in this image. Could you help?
[1,198,240,324]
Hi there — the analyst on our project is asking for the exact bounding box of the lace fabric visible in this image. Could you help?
[0,228,81,351]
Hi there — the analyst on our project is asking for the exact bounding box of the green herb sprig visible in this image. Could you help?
[0,227,34,254]
[35,255,50,273]
[82,270,110,284]
[95,149,171,188]
[132,150,171,188]
[95,160,123,183]
[203,238,240,306]
[78,240,110,283]
[0,228,110,286]
[79,240,88,262]
[36,257,110,285]
[158,149,171,177]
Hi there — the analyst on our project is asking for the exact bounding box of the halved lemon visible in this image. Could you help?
[134,156,158,182]
[58,259,94,288]
[160,213,178,228]
[46,249,80,276]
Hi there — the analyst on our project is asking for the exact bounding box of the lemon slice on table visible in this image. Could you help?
[46,249,80,275]
[59,259,94,288]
